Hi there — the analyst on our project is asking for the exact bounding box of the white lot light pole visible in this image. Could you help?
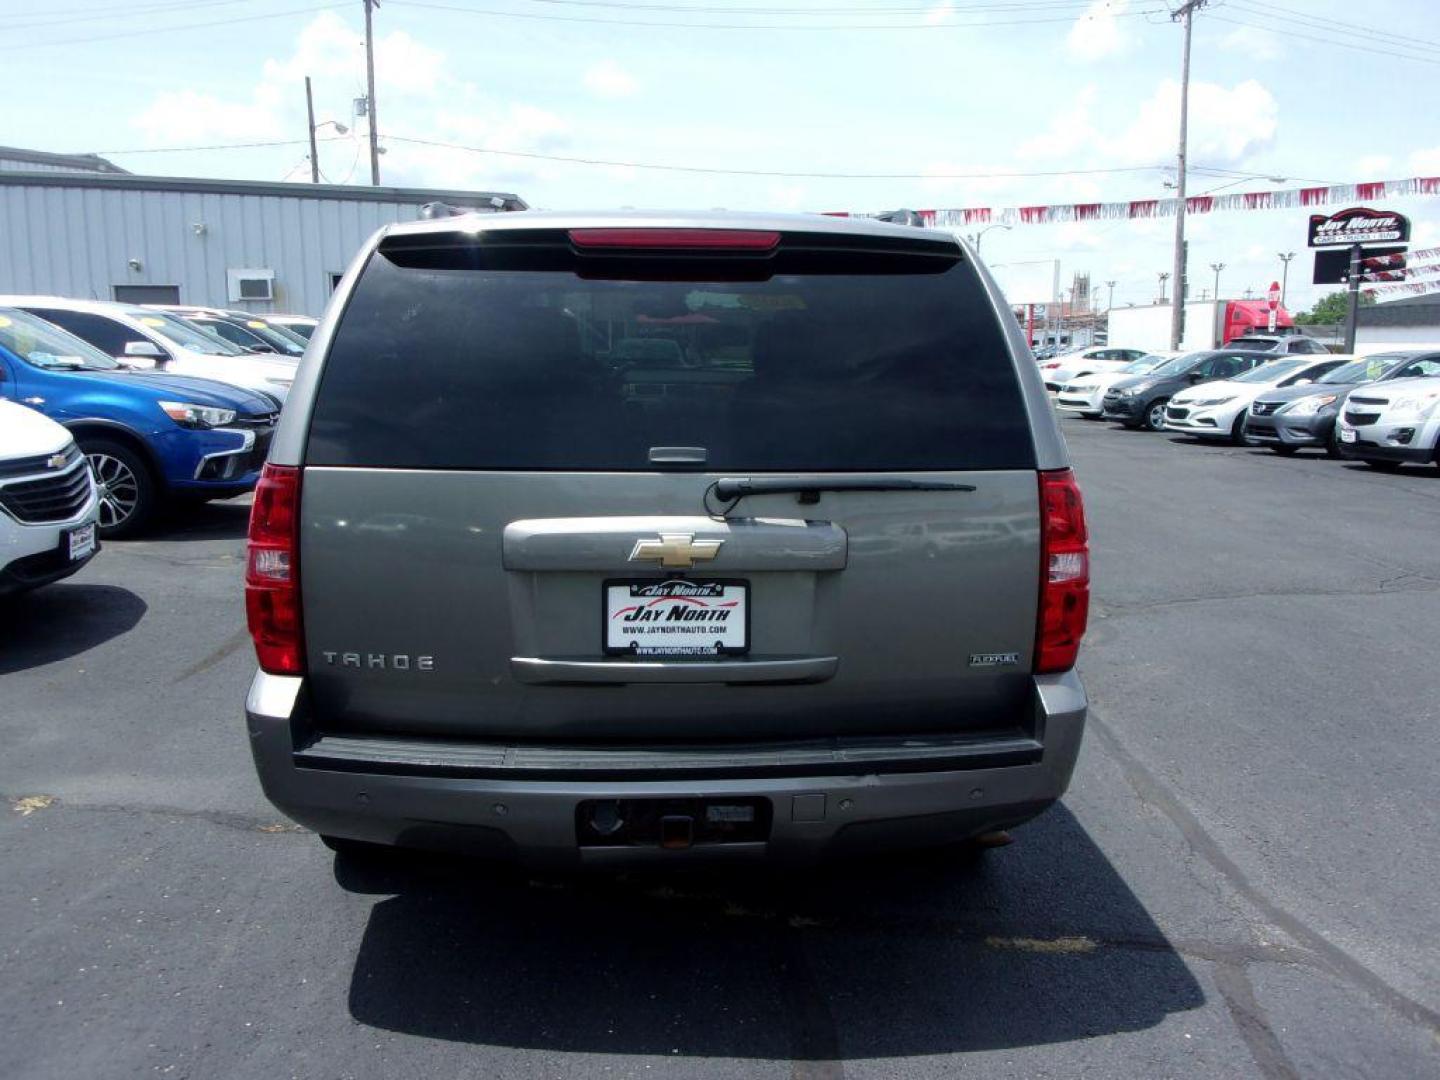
[1168,0,1207,350]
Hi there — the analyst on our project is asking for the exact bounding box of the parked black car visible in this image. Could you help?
[1245,350,1440,455]
[1102,349,1270,430]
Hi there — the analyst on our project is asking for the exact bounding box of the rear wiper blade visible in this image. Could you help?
[709,476,976,512]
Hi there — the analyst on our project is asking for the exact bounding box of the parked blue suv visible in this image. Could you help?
[0,307,278,537]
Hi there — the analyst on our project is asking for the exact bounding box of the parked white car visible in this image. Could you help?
[1038,346,1149,391]
[1057,353,1177,417]
[1164,356,1347,444]
[0,400,99,595]
[0,296,296,404]
[1336,375,1440,471]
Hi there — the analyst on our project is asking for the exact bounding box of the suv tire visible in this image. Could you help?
[1142,398,1169,431]
[80,437,157,538]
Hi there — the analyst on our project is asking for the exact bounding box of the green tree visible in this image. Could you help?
[1298,290,1376,324]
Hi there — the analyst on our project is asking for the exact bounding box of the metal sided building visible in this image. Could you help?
[0,153,526,316]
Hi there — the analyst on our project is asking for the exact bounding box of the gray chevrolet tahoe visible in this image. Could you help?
[243,211,1090,866]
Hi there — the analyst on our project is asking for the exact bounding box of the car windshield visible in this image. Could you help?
[1231,358,1309,384]
[0,307,122,370]
[1123,355,1168,374]
[122,308,246,355]
[1227,338,1278,352]
[1150,352,1207,376]
[1321,354,1406,384]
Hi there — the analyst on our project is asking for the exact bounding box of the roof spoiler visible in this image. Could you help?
[874,209,926,228]
[418,197,516,219]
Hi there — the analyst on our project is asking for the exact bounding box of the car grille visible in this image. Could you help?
[1166,406,1190,420]
[0,461,92,524]
[1251,401,1282,417]
[0,442,82,480]
[1344,410,1381,426]
[247,428,275,471]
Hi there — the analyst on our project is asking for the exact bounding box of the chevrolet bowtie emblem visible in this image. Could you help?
[628,532,724,569]
[46,453,69,470]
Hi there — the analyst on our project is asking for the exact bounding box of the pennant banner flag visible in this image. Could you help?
[1356,261,1440,283]
[834,177,1440,228]
[1360,245,1440,269]
[1363,278,1440,299]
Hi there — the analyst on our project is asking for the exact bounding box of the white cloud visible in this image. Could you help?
[1409,147,1440,175]
[582,60,639,99]
[925,1,954,26]
[1017,85,1097,160]
[1357,154,1393,176]
[1067,0,1129,60]
[1105,79,1278,166]
[129,11,569,190]
[132,90,284,143]
[1220,26,1282,62]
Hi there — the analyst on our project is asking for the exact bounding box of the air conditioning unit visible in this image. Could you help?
[227,268,275,302]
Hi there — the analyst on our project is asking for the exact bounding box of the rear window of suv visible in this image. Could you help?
[305,239,1036,472]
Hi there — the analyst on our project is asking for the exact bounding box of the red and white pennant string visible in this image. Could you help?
[827,177,1440,228]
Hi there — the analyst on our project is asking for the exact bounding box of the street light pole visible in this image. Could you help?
[1158,271,1170,303]
[364,0,381,185]
[967,223,1012,254]
[1105,279,1116,311]
[1168,0,1207,350]
[305,77,320,184]
[1210,261,1225,300]
[1278,251,1296,305]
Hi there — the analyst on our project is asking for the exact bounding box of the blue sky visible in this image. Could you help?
[5,0,1439,311]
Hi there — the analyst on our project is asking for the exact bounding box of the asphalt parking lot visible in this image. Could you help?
[3,419,1438,1079]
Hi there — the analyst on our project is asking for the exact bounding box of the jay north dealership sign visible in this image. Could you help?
[1308,207,1411,248]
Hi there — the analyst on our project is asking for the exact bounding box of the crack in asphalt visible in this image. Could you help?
[0,791,297,834]
[1086,710,1440,1039]
[1212,961,1303,1080]
[172,626,251,683]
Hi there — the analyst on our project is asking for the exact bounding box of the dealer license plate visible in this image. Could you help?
[67,523,96,562]
[605,579,748,656]
[1339,427,1356,443]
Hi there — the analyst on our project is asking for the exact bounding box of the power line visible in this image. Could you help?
[1234,0,1440,51]
[1209,13,1440,66]
[389,0,1167,30]
[0,0,258,31]
[93,137,349,155]
[384,135,1177,178]
[23,1,348,47]
[88,134,1336,190]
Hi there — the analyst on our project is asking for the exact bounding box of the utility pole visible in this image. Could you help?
[1158,271,1170,303]
[1210,262,1224,300]
[305,76,320,184]
[1168,0,1206,350]
[364,0,381,185]
[1343,244,1362,353]
[1105,279,1116,311]
[1278,251,1296,305]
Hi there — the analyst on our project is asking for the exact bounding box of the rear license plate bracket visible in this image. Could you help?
[604,578,749,656]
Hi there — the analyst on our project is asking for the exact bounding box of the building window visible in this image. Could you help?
[112,284,180,305]
[227,268,275,302]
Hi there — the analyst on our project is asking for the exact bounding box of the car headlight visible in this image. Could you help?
[1280,393,1338,416]
[1385,392,1440,420]
[1191,396,1235,408]
[158,400,237,429]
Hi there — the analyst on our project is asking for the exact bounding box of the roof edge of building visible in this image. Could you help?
[0,169,527,209]
[0,145,130,174]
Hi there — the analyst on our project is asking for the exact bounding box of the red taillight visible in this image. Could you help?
[245,463,303,675]
[1036,469,1089,674]
[568,228,780,251]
